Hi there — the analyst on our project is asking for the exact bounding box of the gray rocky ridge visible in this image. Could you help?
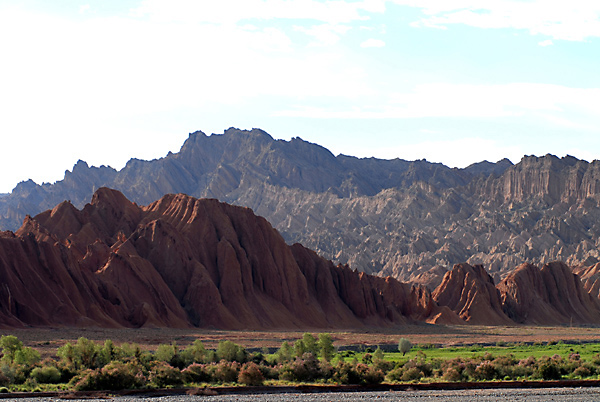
[2,128,600,282]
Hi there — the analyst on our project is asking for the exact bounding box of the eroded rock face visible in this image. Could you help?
[573,261,600,300]
[499,262,600,325]
[432,263,513,325]
[0,188,446,329]
[3,130,600,284]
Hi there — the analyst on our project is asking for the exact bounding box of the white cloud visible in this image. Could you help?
[132,0,383,24]
[360,38,385,47]
[295,23,352,46]
[395,0,600,41]
[275,83,600,121]
[344,137,524,168]
[538,39,554,47]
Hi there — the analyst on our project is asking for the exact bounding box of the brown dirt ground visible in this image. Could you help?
[3,324,600,359]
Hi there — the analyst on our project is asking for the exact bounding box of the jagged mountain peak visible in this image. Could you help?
[0,188,448,329]
[1,128,598,284]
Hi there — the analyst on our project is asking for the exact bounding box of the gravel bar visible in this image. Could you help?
[4,388,600,402]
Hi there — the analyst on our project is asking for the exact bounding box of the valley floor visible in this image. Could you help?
[5,325,600,358]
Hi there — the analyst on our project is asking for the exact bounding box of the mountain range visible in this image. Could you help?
[2,128,600,284]
[2,187,599,329]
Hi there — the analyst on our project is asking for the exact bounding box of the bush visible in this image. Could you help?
[537,362,561,380]
[473,362,497,381]
[274,342,294,363]
[0,372,9,387]
[149,361,183,387]
[30,366,61,384]
[318,334,335,362]
[372,358,394,375]
[442,367,463,382]
[573,365,592,378]
[72,361,145,391]
[181,340,207,366]
[401,367,423,382]
[238,362,264,386]
[398,339,412,356]
[212,360,240,383]
[362,366,385,385]
[216,341,246,363]
[280,354,321,383]
[182,363,211,383]
[334,362,362,384]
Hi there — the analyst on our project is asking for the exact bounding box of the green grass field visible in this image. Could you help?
[345,341,600,365]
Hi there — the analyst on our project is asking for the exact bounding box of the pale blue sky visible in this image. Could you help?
[1,0,599,193]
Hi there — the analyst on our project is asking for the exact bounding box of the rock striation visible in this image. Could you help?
[498,262,600,325]
[431,263,513,325]
[0,188,452,329]
[429,262,600,326]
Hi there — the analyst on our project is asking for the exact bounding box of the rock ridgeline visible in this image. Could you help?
[3,128,600,282]
[0,188,453,329]
[429,262,600,326]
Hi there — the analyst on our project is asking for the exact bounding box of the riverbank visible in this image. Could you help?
[2,380,600,400]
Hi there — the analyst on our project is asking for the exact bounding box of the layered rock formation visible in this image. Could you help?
[429,262,600,326]
[431,263,512,325]
[0,188,449,329]
[498,262,600,325]
[2,128,600,283]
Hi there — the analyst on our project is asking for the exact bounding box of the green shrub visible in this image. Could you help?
[182,363,211,383]
[334,362,362,384]
[216,341,246,363]
[181,340,207,366]
[537,362,561,380]
[212,360,240,383]
[398,338,412,356]
[473,362,497,381]
[0,336,23,364]
[318,334,335,362]
[401,367,423,382]
[0,370,9,387]
[362,366,385,385]
[274,342,294,363]
[372,358,394,375]
[30,366,61,384]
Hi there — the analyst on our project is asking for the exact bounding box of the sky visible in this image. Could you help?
[1,0,600,193]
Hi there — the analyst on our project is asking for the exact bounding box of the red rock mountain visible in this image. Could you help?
[499,262,600,325]
[573,261,600,300]
[0,188,451,329]
[431,263,513,325]
[430,262,600,326]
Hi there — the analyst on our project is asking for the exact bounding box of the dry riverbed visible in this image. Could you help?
[4,388,600,402]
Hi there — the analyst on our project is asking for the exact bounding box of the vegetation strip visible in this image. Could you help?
[2,334,600,394]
